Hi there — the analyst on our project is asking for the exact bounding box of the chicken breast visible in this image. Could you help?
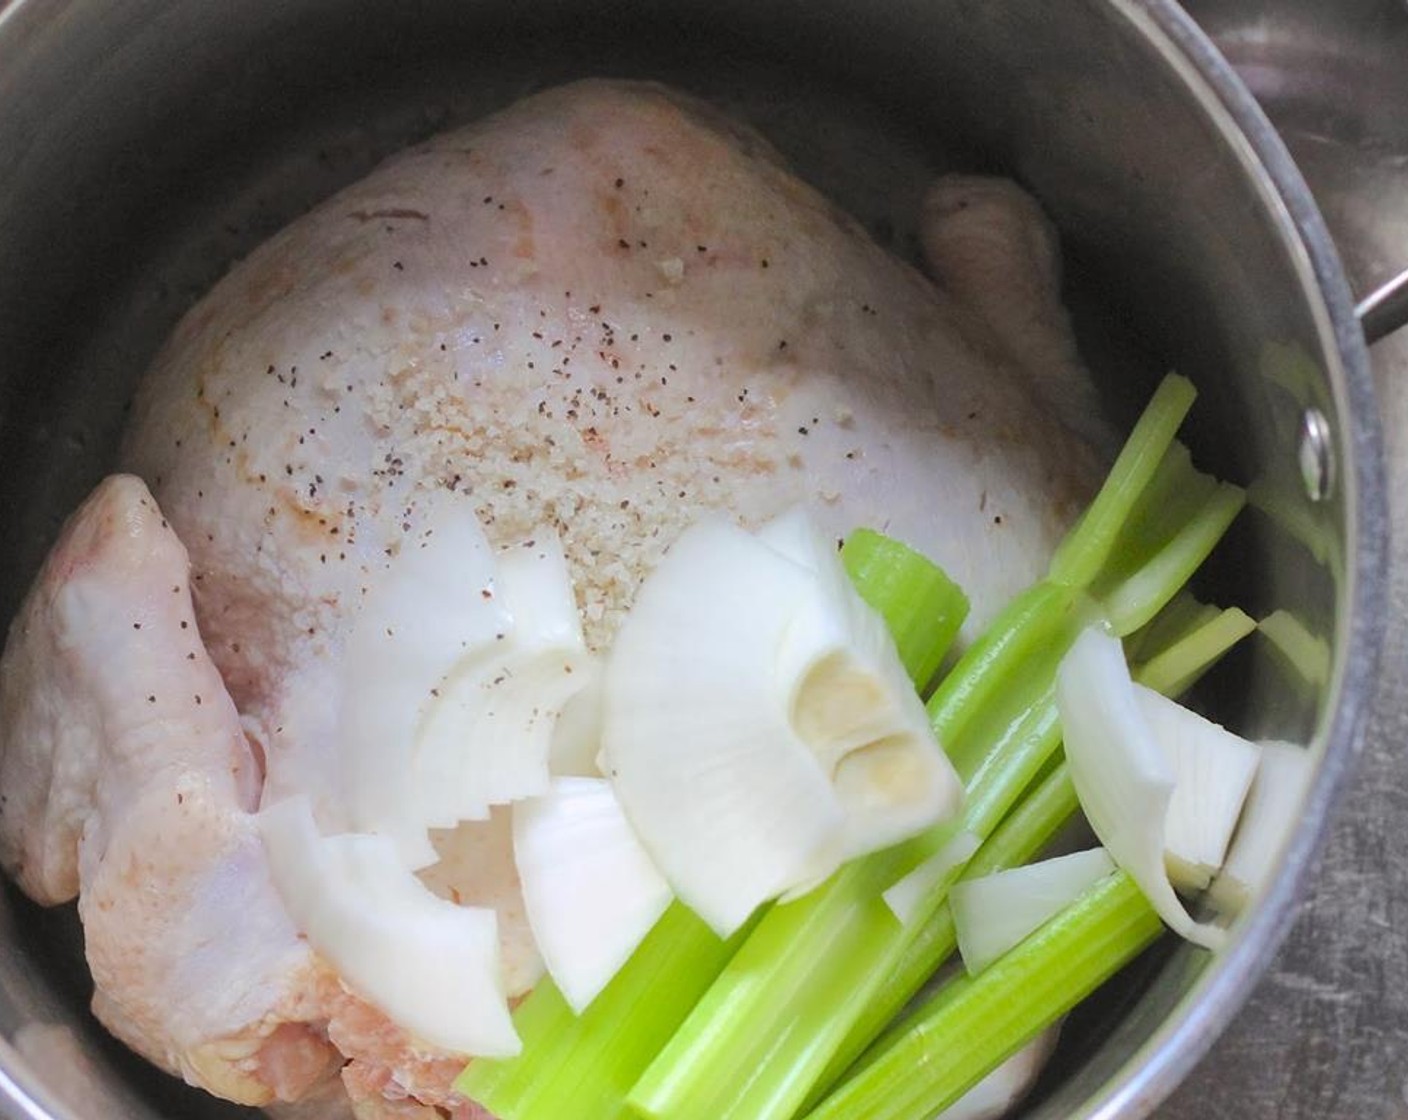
[0,78,1104,1116]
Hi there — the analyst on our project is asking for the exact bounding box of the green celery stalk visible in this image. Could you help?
[842,528,970,692]
[628,374,1220,1120]
[456,529,969,1119]
[962,766,1082,883]
[1259,608,1332,688]
[1080,436,1245,637]
[800,872,1163,1120]
[815,761,1082,1098]
[1102,482,1245,635]
[950,689,1064,844]
[455,904,744,1117]
[1084,442,1214,594]
[630,690,1074,1120]
[1134,606,1256,696]
[814,591,1253,1099]
[626,857,901,1120]
[917,443,1236,867]
[1125,590,1220,663]
[627,608,1081,1120]
[887,584,1088,878]
[1048,374,1196,586]
[818,589,1252,1094]
[925,582,1083,757]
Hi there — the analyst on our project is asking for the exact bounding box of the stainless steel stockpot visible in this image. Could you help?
[0,1,1395,1118]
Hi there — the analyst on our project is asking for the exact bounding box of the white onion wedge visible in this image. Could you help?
[883,831,982,925]
[341,491,509,868]
[757,509,963,850]
[1133,685,1260,892]
[602,513,959,936]
[339,502,591,863]
[549,659,606,778]
[259,796,519,1057]
[1208,740,1314,915]
[754,503,830,570]
[1055,627,1226,949]
[603,517,842,935]
[417,811,544,997]
[764,509,961,859]
[417,649,594,825]
[513,778,672,1012]
[417,532,592,826]
[495,532,587,651]
[950,848,1115,975]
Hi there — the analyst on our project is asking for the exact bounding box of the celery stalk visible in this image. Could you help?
[629,375,1234,1120]
[800,872,1163,1120]
[628,617,1081,1120]
[1082,438,1245,637]
[951,692,1064,844]
[1048,374,1197,587]
[964,765,1081,880]
[1134,606,1256,696]
[816,762,1082,1097]
[841,528,970,692]
[816,587,1253,1096]
[925,582,1083,754]
[628,860,900,1120]
[1102,482,1245,634]
[1086,442,1214,593]
[1259,608,1333,688]
[456,529,969,1119]
[1125,590,1220,663]
[628,697,1072,1120]
[455,904,744,1117]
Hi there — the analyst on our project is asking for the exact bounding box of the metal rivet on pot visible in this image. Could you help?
[1299,407,1334,501]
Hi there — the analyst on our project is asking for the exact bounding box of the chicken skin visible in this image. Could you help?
[0,79,1102,1116]
[0,475,337,1104]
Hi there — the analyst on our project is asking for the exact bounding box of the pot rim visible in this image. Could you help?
[1049,1,1389,1117]
[0,1,1389,1119]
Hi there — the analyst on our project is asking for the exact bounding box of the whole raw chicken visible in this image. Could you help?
[0,80,1103,1117]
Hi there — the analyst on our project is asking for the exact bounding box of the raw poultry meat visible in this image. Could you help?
[0,79,1103,1116]
[0,476,337,1103]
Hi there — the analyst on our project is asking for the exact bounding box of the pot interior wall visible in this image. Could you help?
[0,1,1356,1118]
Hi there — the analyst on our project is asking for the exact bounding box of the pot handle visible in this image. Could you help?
[1357,266,1408,345]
